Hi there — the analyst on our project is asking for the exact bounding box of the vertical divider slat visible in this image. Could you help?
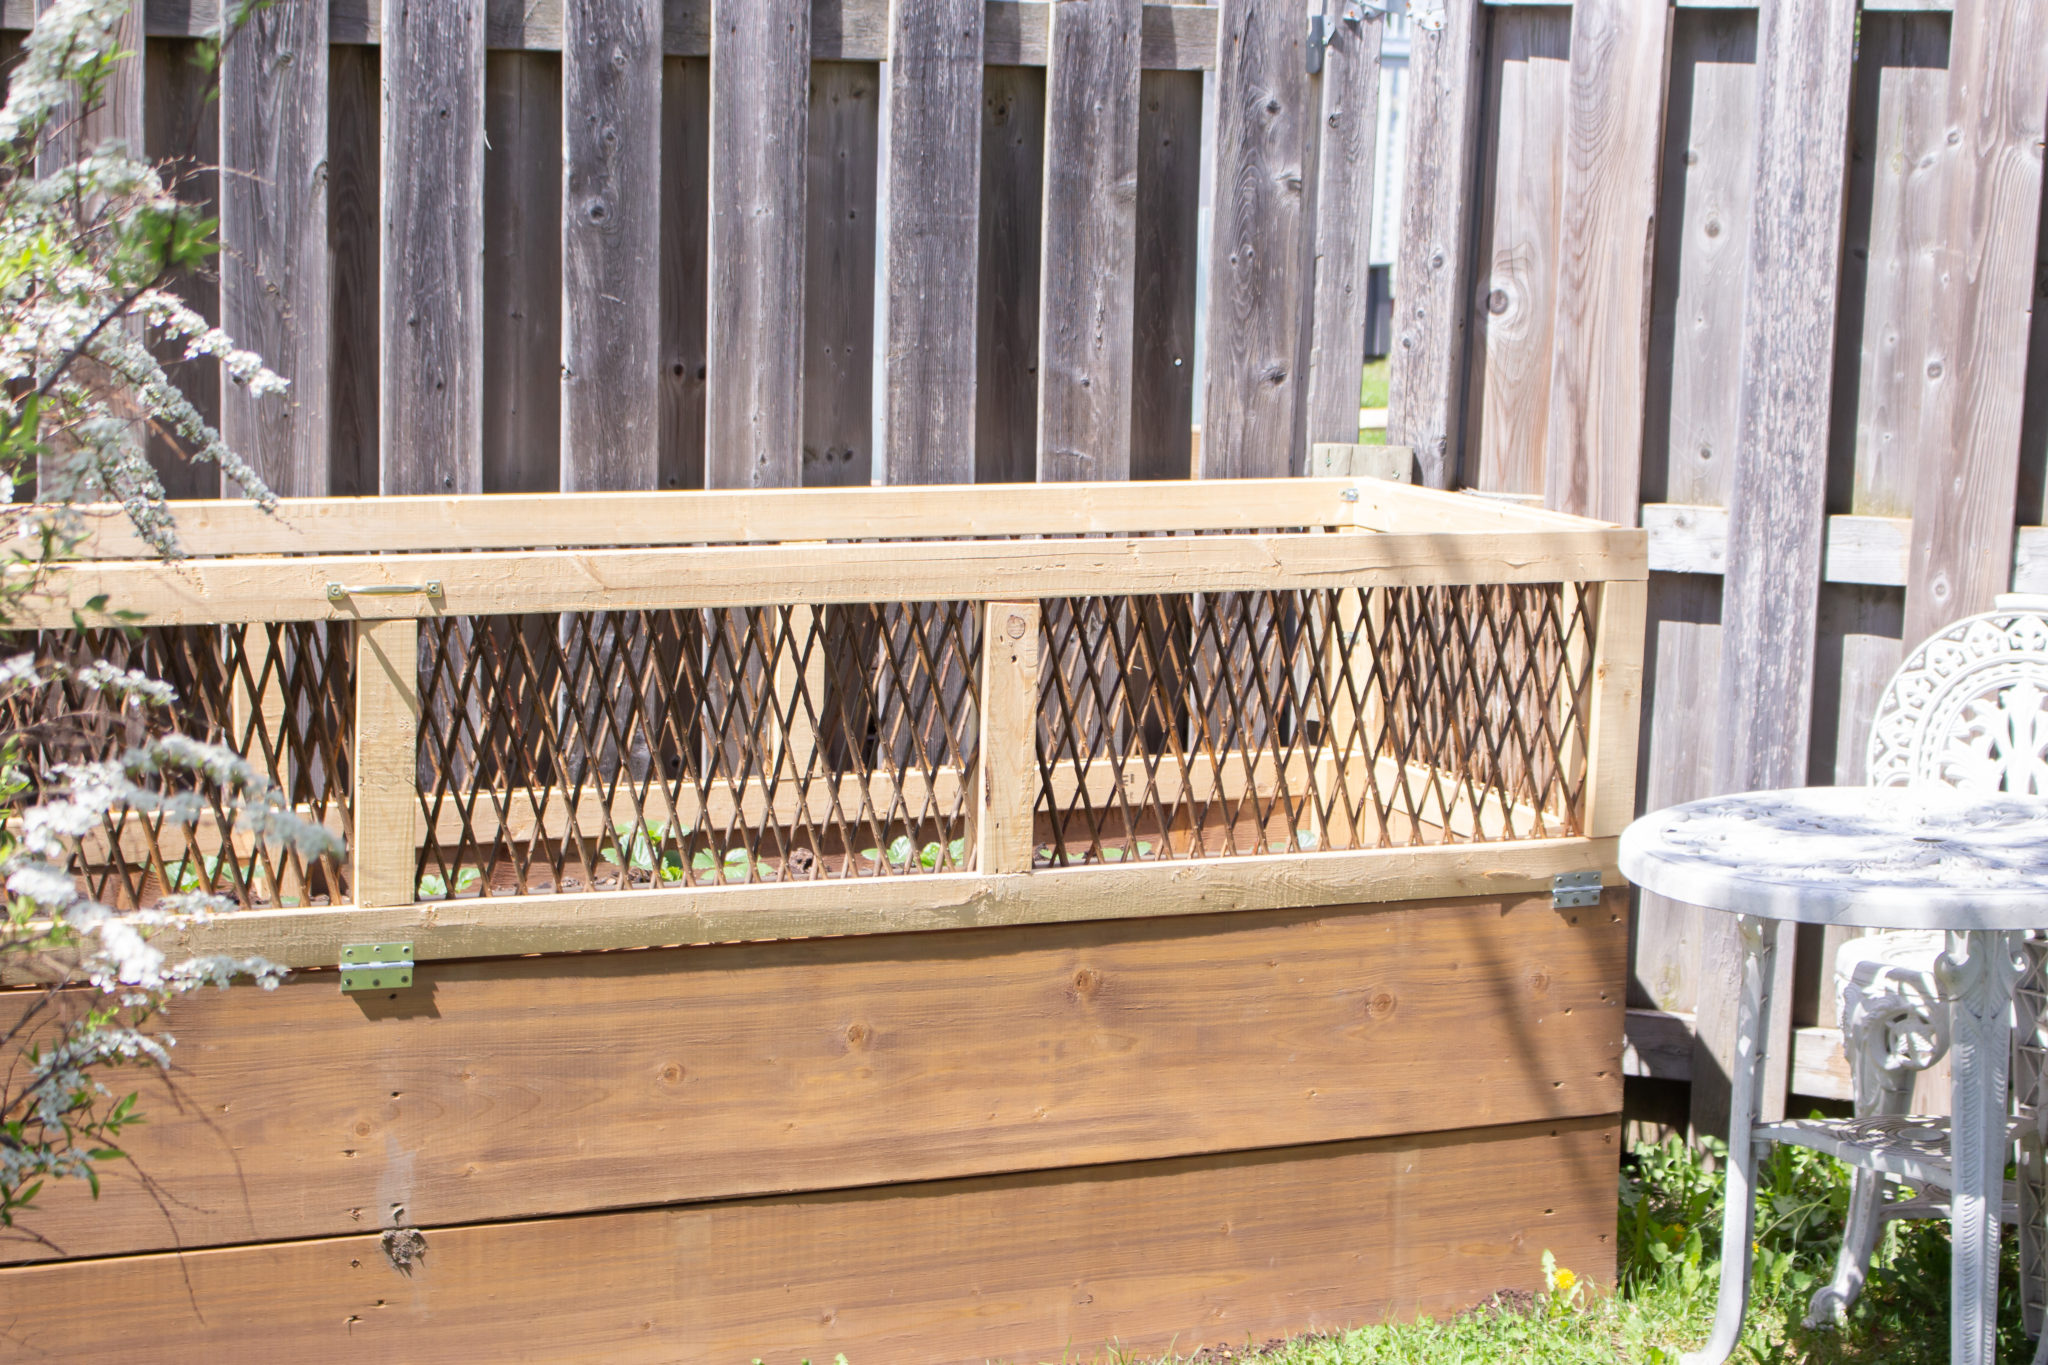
[1387,0,1485,489]
[353,618,421,908]
[327,43,381,496]
[1542,0,1672,524]
[143,34,220,498]
[1036,0,1142,481]
[1301,7,1385,448]
[1199,0,1312,478]
[659,57,711,491]
[705,0,806,489]
[1582,578,1646,840]
[220,0,330,497]
[1697,0,1858,1135]
[381,0,485,495]
[884,0,984,485]
[976,600,1042,875]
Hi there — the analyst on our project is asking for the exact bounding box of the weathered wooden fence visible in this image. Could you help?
[1384,0,2048,1132]
[7,0,2045,1134]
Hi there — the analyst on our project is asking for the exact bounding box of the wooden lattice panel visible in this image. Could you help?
[1031,583,1594,865]
[6,624,354,909]
[413,604,981,897]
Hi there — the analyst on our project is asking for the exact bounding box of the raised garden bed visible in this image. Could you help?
[1,477,1644,1362]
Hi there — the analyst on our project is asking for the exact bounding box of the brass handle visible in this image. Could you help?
[326,581,444,602]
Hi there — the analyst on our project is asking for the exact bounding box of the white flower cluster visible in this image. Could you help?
[0,0,287,558]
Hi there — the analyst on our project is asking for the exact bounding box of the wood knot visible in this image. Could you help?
[845,1022,871,1048]
[658,1062,685,1085]
[1072,968,1103,1000]
[1366,989,1396,1020]
[1526,969,1551,996]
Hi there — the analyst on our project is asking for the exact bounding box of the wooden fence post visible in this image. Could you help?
[353,619,421,908]
[976,601,1042,875]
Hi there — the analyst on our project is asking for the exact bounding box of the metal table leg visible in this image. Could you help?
[1943,929,2026,1365]
[1685,914,1774,1365]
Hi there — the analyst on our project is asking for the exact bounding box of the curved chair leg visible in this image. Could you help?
[1685,917,1773,1365]
[1806,1015,1921,1327]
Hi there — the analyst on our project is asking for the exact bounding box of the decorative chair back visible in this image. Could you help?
[1867,602,2048,794]
[1866,598,2048,1338]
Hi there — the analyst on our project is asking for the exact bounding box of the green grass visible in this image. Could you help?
[1113,1135,2028,1365]
[1357,358,1390,446]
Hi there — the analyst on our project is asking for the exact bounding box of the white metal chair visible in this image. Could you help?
[1797,600,2048,1350]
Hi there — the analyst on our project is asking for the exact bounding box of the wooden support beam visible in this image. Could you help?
[1036,0,1142,481]
[352,619,420,908]
[976,601,1042,874]
[1582,578,1646,839]
[17,527,1646,626]
[1644,503,2048,593]
[1696,0,1857,1138]
[219,0,329,497]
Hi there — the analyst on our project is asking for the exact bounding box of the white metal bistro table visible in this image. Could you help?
[1621,786,2048,1365]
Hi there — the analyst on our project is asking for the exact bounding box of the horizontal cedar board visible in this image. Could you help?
[0,1117,1618,1362]
[139,836,1625,971]
[2,0,1221,67]
[2,892,1625,1263]
[21,530,1646,626]
[64,477,1372,557]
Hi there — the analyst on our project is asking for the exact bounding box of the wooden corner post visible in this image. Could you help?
[976,601,1042,875]
[1581,577,1647,840]
[353,618,421,907]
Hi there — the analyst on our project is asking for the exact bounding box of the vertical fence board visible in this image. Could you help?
[1629,11,1754,1021]
[1130,68,1202,481]
[1543,0,1671,523]
[381,0,485,495]
[659,57,710,491]
[1198,0,1311,478]
[706,0,808,490]
[219,0,329,498]
[1903,0,2048,643]
[884,0,983,484]
[801,61,881,488]
[1802,15,1948,1039]
[143,37,217,499]
[328,42,380,497]
[1387,0,1483,489]
[974,65,1045,484]
[1036,0,1141,481]
[482,52,564,493]
[1697,0,1858,1136]
[1462,11,1571,498]
[562,0,660,492]
[1301,8,1384,448]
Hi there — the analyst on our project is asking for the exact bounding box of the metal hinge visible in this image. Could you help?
[1551,870,1602,909]
[1309,0,1388,73]
[340,942,415,992]
[1411,1,1446,31]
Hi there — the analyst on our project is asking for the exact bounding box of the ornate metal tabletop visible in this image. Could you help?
[1619,786,2048,930]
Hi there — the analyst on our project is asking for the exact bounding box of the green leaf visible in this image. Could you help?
[691,850,715,872]
[947,837,966,865]
[453,866,482,892]
[885,835,914,866]
[416,873,447,898]
[1136,840,1153,855]
[918,841,941,869]
[1099,846,1124,862]
[723,849,750,868]
[860,848,879,861]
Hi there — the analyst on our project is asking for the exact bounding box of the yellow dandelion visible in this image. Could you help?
[1554,1268,1577,1291]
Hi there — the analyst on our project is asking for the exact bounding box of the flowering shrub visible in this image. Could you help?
[0,0,339,1243]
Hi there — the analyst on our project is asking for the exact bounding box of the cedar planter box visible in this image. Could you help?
[1,478,1644,1362]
